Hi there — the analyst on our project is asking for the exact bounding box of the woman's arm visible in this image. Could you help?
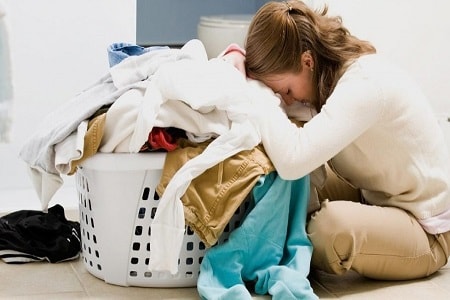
[251,74,382,180]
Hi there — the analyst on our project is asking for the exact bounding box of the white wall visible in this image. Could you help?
[0,0,136,196]
[313,0,450,113]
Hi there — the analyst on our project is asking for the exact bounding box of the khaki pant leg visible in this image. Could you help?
[307,200,449,280]
[316,164,362,203]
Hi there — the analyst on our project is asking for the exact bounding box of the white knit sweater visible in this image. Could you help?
[255,54,450,234]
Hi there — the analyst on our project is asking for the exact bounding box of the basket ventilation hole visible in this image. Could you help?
[142,187,150,200]
[187,242,193,251]
[88,199,92,211]
[97,264,102,270]
[151,207,157,219]
[144,271,152,278]
[186,257,193,265]
[130,271,137,277]
[199,242,206,250]
[93,235,97,244]
[135,226,143,236]
[132,242,140,251]
[90,218,95,228]
[185,272,193,278]
[153,191,160,200]
[138,207,146,219]
[95,250,99,258]
[131,257,138,264]
[145,258,149,265]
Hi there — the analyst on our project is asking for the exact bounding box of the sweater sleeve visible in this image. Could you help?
[252,69,384,180]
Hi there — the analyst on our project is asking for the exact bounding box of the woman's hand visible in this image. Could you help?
[222,50,246,77]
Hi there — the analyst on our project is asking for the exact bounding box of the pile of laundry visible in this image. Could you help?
[18,39,319,299]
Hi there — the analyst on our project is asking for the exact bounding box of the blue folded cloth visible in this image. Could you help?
[107,42,169,67]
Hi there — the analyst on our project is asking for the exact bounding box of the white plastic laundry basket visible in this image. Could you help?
[75,152,248,287]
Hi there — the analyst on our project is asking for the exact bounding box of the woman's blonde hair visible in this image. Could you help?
[245,0,376,112]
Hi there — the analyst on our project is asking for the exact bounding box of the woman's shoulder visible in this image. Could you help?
[351,54,406,76]
[338,54,390,86]
[349,53,395,71]
[342,53,412,89]
[341,53,429,114]
[332,54,408,115]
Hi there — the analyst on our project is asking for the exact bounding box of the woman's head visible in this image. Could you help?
[245,0,376,112]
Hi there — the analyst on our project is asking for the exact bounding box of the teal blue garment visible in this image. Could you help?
[197,172,318,300]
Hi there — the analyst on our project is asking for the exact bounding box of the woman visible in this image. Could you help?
[223,0,450,280]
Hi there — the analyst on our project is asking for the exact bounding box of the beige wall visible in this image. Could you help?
[314,0,450,113]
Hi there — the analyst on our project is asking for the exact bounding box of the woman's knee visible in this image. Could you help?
[307,201,450,279]
[307,201,360,274]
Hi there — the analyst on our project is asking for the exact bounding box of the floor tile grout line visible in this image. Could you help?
[70,258,92,297]
[309,277,339,298]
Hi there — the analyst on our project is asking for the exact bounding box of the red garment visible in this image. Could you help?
[149,127,178,151]
[140,127,180,152]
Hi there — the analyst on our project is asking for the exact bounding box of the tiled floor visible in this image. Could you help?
[0,182,449,300]
[1,207,449,300]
